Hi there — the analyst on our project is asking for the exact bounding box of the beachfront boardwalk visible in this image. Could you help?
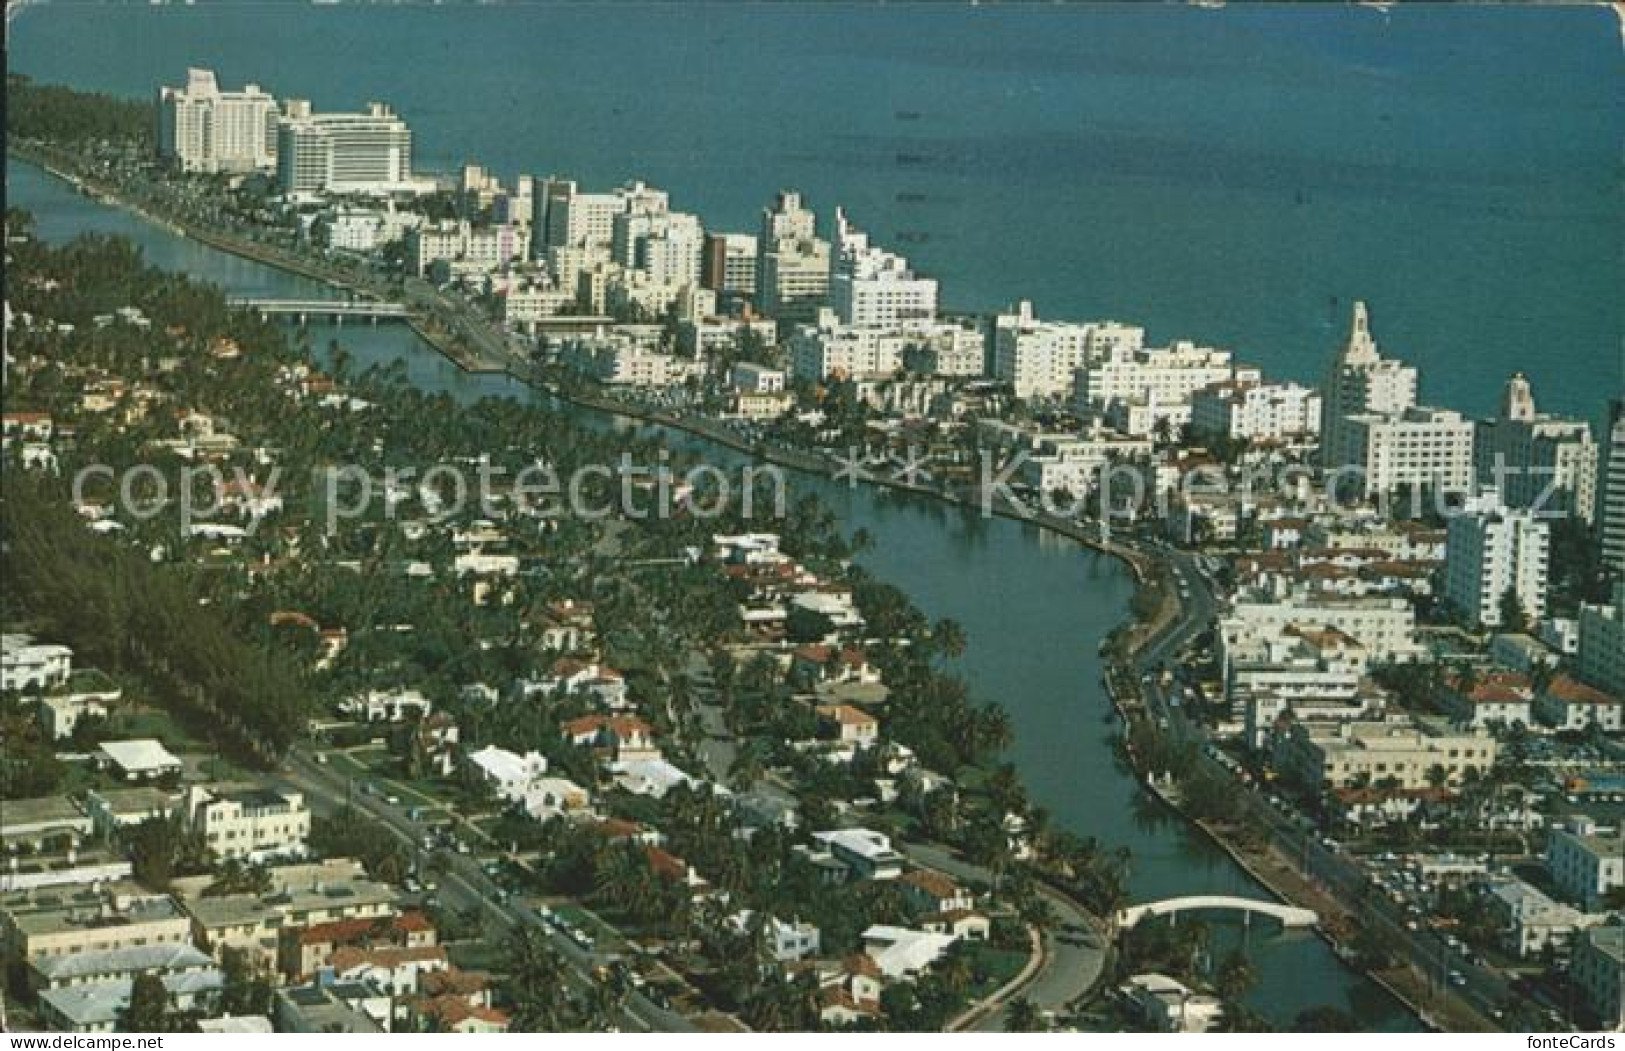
[1116,895,1319,930]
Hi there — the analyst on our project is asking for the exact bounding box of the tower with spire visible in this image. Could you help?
[1319,300,1419,470]
[1476,372,1599,525]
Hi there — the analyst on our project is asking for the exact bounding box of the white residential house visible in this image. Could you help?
[810,829,905,881]
[860,925,957,980]
[465,745,585,817]
[726,911,822,963]
[97,740,183,782]
[1119,973,1224,1034]
[2,634,74,692]
[182,785,311,862]
[342,689,433,723]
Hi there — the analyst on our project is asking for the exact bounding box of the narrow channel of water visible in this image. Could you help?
[6,158,1417,1029]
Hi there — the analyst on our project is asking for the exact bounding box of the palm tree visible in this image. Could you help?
[1213,947,1256,1001]
[1005,996,1045,1032]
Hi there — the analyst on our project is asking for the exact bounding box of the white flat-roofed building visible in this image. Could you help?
[1223,592,1421,665]
[828,208,937,328]
[1546,821,1625,912]
[538,177,630,258]
[789,316,905,381]
[790,314,982,383]
[158,68,279,175]
[182,785,310,862]
[318,205,418,254]
[1484,879,1595,958]
[730,362,786,393]
[1,884,193,963]
[1578,582,1625,696]
[992,300,1143,400]
[1444,488,1550,629]
[1274,717,1496,792]
[1074,340,1249,438]
[1344,406,1477,498]
[613,200,704,291]
[97,739,183,782]
[276,100,416,198]
[2,633,74,691]
[467,745,548,800]
[907,318,985,377]
[500,279,576,326]
[561,336,696,387]
[678,316,776,357]
[1191,378,1322,443]
[410,220,529,278]
[811,829,905,881]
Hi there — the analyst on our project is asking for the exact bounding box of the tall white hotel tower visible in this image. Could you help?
[158,68,280,175]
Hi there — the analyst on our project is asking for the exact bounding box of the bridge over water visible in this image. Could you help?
[228,296,410,322]
[1115,895,1318,930]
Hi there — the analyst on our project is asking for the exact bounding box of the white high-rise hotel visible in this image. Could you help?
[828,208,938,328]
[1444,489,1550,629]
[992,301,1144,401]
[1601,399,1625,578]
[612,192,705,291]
[276,100,415,198]
[158,68,279,175]
[756,191,831,322]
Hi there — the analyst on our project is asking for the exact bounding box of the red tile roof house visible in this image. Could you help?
[1536,675,1623,733]
[815,955,886,1026]
[815,704,880,746]
[279,911,437,980]
[528,658,629,709]
[645,846,710,894]
[414,996,511,1033]
[1438,671,1536,729]
[561,714,660,760]
[329,943,450,996]
[1,411,54,442]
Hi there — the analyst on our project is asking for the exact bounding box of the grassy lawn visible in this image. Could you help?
[447,939,508,974]
[965,942,1028,995]
[111,706,204,752]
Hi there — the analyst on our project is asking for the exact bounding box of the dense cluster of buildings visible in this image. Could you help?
[36,64,1625,1034]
